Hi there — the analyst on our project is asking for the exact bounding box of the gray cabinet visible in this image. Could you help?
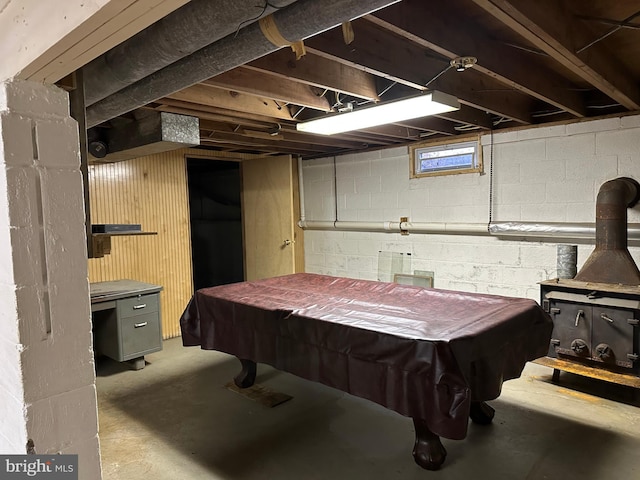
[91,280,163,368]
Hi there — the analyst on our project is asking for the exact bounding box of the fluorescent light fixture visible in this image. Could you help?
[296,90,460,135]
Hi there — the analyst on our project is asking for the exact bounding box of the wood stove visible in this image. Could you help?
[540,178,640,385]
[540,279,639,373]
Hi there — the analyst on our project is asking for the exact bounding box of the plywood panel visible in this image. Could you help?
[37,0,191,83]
[291,157,305,273]
[242,155,296,281]
[88,148,194,339]
[1,0,188,83]
[88,147,285,338]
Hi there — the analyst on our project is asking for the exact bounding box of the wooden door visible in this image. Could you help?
[241,155,303,281]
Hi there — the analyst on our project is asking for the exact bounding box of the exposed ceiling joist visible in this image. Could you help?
[78,0,640,159]
[199,137,343,156]
[198,119,371,150]
[470,0,640,110]
[366,0,587,117]
[166,84,294,120]
[360,124,423,139]
[153,103,280,130]
[201,130,337,153]
[202,66,331,112]
[395,117,458,136]
[304,19,534,123]
[246,50,380,101]
[436,105,493,130]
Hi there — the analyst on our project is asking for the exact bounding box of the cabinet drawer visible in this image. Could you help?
[120,312,162,361]
[118,293,159,318]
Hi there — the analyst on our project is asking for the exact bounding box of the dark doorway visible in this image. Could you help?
[187,159,243,290]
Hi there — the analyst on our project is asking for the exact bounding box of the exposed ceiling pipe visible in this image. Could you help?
[83,0,298,106]
[85,0,401,128]
[299,219,640,241]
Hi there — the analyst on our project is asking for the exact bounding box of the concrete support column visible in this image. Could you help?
[0,79,101,479]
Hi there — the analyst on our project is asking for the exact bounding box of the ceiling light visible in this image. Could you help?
[450,56,477,72]
[296,91,460,135]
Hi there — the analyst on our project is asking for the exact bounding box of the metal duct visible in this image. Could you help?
[89,112,200,163]
[574,177,640,285]
[86,0,400,127]
[83,0,298,106]
[556,244,577,279]
[489,221,595,238]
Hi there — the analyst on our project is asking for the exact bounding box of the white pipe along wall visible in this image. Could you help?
[299,113,640,300]
[299,219,640,239]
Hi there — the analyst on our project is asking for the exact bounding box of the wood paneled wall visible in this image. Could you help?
[88,149,191,338]
[88,148,268,338]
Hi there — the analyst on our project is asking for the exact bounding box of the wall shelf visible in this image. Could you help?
[91,231,158,258]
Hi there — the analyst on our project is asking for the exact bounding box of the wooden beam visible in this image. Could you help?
[305,19,534,123]
[470,0,640,110]
[199,136,343,156]
[436,105,493,130]
[199,139,292,155]
[198,119,372,150]
[366,0,586,117]
[395,118,458,135]
[153,98,286,126]
[278,130,372,150]
[247,50,380,101]
[382,83,494,129]
[202,131,332,153]
[166,84,293,120]
[1,0,189,83]
[360,124,423,140]
[335,131,397,146]
[202,67,331,112]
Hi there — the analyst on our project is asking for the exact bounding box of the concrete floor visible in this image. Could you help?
[96,338,640,479]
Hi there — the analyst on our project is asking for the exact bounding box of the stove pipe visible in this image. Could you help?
[574,177,640,285]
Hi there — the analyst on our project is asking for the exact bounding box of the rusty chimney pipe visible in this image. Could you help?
[574,177,640,285]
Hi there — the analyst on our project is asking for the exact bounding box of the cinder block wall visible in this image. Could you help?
[302,114,640,300]
[0,80,101,478]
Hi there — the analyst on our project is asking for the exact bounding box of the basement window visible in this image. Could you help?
[410,137,482,178]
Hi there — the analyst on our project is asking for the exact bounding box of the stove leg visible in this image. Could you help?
[234,358,257,388]
[552,368,561,383]
[412,418,447,470]
[469,401,495,425]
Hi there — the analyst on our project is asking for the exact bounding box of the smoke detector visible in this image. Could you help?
[450,56,477,72]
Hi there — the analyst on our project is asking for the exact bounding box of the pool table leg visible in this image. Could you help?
[412,418,447,470]
[469,401,495,425]
[233,358,257,388]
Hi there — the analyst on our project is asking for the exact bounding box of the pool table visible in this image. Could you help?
[180,273,552,470]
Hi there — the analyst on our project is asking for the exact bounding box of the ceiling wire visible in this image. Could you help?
[488,127,494,230]
[234,1,282,38]
[493,116,512,126]
[356,80,398,106]
[577,9,640,53]
[425,64,453,88]
[333,91,343,110]
[587,103,621,109]
[531,110,566,118]
[357,59,456,107]
[503,42,549,56]
[454,124,481,131]
[292,106,306,119]
[378,81,398,97]
[578,15,640,30]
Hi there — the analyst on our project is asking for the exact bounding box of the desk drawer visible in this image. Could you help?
[120,312,162,361]
[118,293,159,318]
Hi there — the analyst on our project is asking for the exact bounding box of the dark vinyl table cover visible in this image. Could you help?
[180,273,552,440]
